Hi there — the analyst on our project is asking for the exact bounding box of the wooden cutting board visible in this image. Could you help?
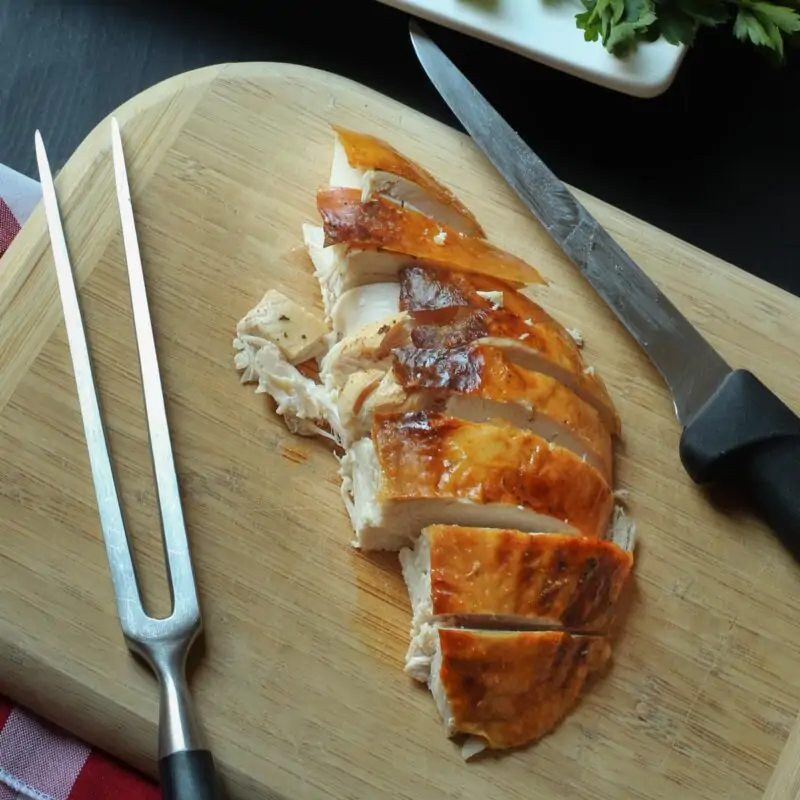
[2,63,800,800]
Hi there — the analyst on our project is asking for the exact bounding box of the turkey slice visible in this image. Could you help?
[338,411,614,551]
[399,263,554,323]
[393,343,613,480]
[400,525,633,640]
[418,628,611,754]
[319,314,409,392]
[329,125,485,237]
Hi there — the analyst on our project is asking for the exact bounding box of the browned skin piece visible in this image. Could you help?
[438,629,610,750]
[399,266,621,436]
[316,187,545,287]
[372,411,614,538]
[392,344,613,480]
[425,526,633,632]
[331,125,486,238]
[400,264,553,324]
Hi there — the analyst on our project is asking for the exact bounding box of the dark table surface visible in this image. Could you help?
[1,0,798,297]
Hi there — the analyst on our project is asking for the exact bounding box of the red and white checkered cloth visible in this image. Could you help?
[0,164,160,799]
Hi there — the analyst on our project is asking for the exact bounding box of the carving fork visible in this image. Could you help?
[35,119,223,800]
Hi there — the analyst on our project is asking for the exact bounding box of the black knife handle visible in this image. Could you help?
[159,749,223,800]
[679,369,800,554]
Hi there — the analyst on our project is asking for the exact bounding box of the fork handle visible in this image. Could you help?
[160,750,222,799]
[152,641,224,798]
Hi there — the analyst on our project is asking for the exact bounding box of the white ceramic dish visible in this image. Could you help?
[379,0,687,98]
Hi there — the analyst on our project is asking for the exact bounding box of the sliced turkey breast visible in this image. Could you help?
[400,525,633,638]
[339,438,567,552]
[420,628,611,753]
[326,266,620,435]
[324,310,620,445]
[399,266,619,435]
[336,343,612,479]
[338,411,613,550]
[329,125,485,237]
[313,188,544,309]
[404,313,619,436]
[393,344,613,480]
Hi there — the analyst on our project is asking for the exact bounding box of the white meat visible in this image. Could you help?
[338,437,579,552]
[233,290,341,442]
[330,283,402,338]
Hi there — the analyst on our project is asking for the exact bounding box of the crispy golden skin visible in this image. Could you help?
[392,344,613,481]
[399,266,620,436]
[372,412,614,538]
[425,526,632,631]
[438,629,610,749]
[332,125,485,238]
[316,187,545,287]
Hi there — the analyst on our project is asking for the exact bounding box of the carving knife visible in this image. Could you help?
[409,21,800,552]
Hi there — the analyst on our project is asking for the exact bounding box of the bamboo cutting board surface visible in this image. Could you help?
[2,63,800,800]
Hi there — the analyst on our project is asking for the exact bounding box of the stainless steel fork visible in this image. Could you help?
[35,119,223,800]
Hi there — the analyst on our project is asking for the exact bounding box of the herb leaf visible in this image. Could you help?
[733,1,800,56]
[576,0,658,54]
[571,0,800,59]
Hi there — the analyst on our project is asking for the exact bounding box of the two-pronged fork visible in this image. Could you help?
[35,119,223,800]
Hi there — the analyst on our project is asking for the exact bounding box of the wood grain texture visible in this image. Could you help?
[1,62,800,800]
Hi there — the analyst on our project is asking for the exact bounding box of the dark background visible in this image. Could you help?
[1,0,797,296]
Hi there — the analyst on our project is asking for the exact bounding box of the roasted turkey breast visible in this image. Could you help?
[235,125,634,759]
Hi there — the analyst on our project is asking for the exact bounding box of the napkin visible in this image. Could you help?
[0,163,159,800]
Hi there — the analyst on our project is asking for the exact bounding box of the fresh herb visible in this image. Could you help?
[574,0,800,57]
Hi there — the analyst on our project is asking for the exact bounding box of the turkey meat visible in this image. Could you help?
[307,188,544,316]
[400,524,633,639]
[421,628,611,752]
[338,411,614,551]
[336,343,613,479]
[329,125,485,237]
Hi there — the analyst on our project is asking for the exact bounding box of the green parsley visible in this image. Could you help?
[575,0,800,56]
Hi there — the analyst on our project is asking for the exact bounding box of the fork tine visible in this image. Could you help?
[34,130,147,636]
[110,117,200,626]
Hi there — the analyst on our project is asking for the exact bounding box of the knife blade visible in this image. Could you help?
[409,21,800,552]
